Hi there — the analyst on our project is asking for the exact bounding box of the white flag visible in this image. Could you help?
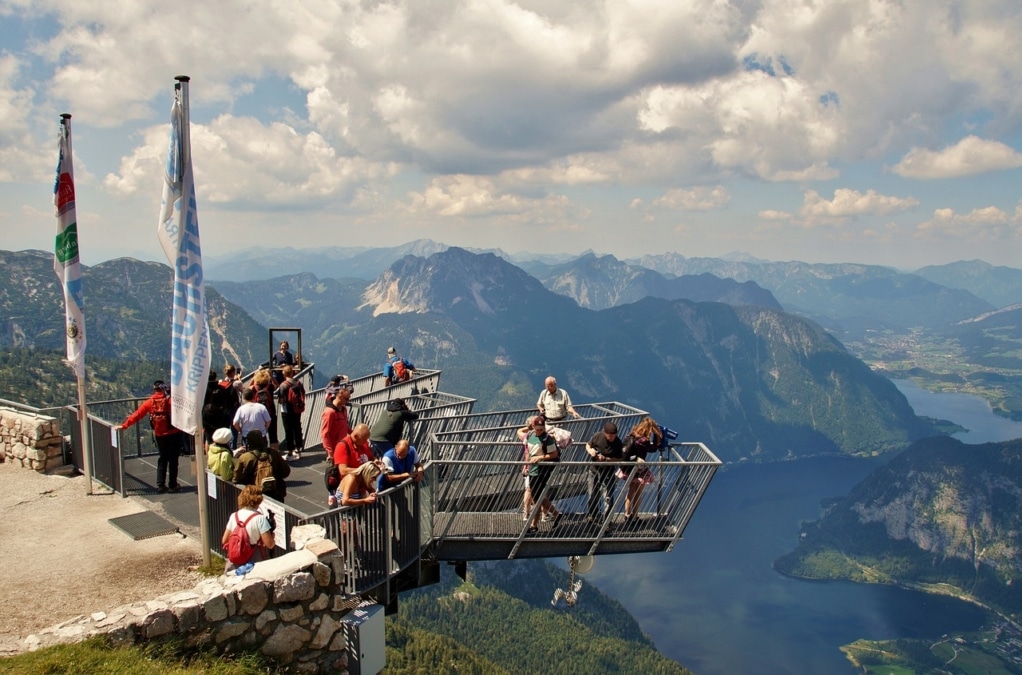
[53,115,86,379]
[157,79,210,435]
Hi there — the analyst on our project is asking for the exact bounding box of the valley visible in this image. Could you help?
[845,326,1022,422]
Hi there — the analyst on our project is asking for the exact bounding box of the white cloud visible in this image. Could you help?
[652,185,730,211]
[403,174,578,224]
[2,0,1022,266]
[800,188,918,224]
[916,205,1018,238]
[104,115,393,206]
[892,136,1022,179]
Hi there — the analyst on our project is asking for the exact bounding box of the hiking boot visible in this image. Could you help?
[169,484,180,493]
[157,485,168,493]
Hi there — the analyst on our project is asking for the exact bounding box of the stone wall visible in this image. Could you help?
[0,407,64,472]
[1,526,382,674]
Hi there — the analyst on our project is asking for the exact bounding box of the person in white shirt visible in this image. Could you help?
[233,386,271,448]
[537,376,580,423]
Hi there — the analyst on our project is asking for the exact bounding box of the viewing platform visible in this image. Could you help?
[41,365,720,610]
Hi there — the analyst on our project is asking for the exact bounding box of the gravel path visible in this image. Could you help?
[0,462,205,639]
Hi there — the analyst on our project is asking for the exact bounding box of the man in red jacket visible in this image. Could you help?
[320,385,352,464]
[118,380,184,493]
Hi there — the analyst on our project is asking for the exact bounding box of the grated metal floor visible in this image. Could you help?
[108,511,180,540]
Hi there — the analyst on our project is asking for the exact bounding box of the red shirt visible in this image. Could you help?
[320,404,351,457]
[333,435,370,470]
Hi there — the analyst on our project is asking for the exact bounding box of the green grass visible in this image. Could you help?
[0,636,272,675]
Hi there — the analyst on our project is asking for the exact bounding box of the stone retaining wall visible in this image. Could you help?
[0,407,64,472]
[0,526,381,674]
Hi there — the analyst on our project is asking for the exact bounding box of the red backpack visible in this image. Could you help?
[283,381,306,414]
[148,394,172,435]
[225,512,259,565]
[393,359,409,382]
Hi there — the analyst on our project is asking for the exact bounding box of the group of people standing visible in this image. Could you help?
[521,376,666,532]
[320,360,423,509]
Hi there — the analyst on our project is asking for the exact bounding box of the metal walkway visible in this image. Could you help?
[64,367,721,609]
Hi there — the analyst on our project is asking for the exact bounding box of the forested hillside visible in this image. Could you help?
[390,560,692,674]
[776,436,1022,615]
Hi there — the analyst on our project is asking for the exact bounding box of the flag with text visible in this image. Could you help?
[157,82,210,435]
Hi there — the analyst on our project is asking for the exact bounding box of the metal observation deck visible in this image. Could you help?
[75,366,720,610]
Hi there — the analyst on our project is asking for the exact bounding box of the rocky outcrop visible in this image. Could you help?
[0,407,65,472]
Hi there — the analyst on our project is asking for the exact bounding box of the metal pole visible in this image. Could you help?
[77,376,94,495]
[176,75,211,568]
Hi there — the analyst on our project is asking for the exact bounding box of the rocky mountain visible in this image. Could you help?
[775,436,1022,615]
[519,252,781,311]
[629,253,994,336]
[915,259,1022,309]
[0,249,264,375]
[215,247,937,462]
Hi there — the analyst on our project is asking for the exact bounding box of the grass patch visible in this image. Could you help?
[0,636,271,675]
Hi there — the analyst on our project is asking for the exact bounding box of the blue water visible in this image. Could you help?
[892,378,1022,443]
[576,378,1021,674]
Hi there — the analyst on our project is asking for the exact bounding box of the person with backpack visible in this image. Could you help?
[277,365,306,460]
[251,368,280,449]
[207,427,235,482]
[321,384,353,465]
[118,380,183,493]
[219,365,243,448]
[369,397,419,457]
[233,386,271,447]
[233,430,290,503]
[221,485,275,572]
[518,415,561,533]
[328,423,372,507]
[201,370,237,445]
[383,346,415,386]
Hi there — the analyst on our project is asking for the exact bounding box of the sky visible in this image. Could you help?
[1,0,1021,271]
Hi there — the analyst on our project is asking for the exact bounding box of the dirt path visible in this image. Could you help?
[0,462,205,639]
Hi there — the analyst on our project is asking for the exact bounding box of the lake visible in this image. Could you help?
[577,380,1022,674]
[892,378,1022,444]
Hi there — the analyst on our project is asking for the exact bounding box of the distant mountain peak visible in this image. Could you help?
[360,247,554,317]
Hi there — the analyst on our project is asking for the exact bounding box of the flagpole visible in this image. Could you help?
[55,113,93,495]
[177,76,211,567]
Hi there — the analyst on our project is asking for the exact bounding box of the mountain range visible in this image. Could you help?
[214,246,936,462]
[3,246,937,462]
[776,435,1022,616]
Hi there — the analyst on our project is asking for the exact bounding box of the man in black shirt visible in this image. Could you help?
[586,422,623,523]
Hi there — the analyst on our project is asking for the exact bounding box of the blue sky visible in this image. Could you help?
[1,0,1021,270]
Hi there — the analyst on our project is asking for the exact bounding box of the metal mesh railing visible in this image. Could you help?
[423,441,721,559]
